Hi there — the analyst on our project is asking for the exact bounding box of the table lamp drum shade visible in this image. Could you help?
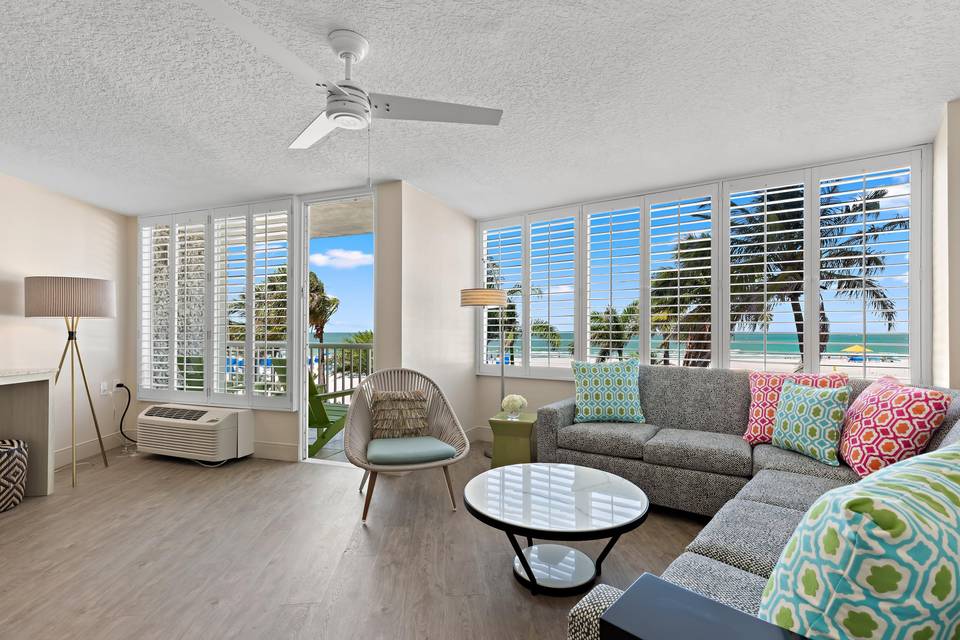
[24,277,116,318]
[460,288,507,308]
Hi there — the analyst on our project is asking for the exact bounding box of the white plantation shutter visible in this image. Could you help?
[212,208,247,396]
[585,198,642,363]
[138,198,296,408]
[648,191,714,366]
[139,220,171,390]
[727,177,806,372]
[251,206,290,397]
[480,222,523,369]
[528,212,576,369]
[174,219,206,393]
[816,163,914,381]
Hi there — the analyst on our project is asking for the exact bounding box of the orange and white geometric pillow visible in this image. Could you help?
[840,376,951,477]
[743,371,850,446]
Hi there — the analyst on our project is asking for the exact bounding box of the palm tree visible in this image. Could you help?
[308,271,340,386]
[648,186,903,366]
[482,260,562,364]
[589,304,639,362]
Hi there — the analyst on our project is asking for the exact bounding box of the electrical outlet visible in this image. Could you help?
[100,381,109,396]
[112,378,121,391]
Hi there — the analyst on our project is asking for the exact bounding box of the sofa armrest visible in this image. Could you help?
[600,574,802,640]
[537,397,576,462]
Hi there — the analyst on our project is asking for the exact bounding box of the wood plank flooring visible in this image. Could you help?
[0,450,705,639]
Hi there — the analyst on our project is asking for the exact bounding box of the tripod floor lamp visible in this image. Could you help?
[25,276,115,487]
[460,288,508,402]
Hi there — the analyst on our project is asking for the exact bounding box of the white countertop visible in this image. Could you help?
[464,463,649,534]
[0,369,56,384]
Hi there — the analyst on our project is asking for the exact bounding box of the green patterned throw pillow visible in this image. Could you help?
[772,380,849,466]
[571,359,644,423]
[759,443,960,640]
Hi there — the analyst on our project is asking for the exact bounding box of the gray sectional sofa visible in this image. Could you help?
[536,364,960,637]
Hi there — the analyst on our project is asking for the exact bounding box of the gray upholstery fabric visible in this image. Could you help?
[557,422,660,460]
[660,552,768,616]
[686,499,803,577]
[536,397,575,462]
[567,583,624,640]
[937,420,960,449]
[925,387,960,451]
[556,448,747,516]
[752,443,860,483]
[637,365,752,435]
[736,470,849,512]
[643,429,752,477]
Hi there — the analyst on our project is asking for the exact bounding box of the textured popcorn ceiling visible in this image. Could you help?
[1,1,960,217]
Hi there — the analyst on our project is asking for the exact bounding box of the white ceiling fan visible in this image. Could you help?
[193,0,503,150]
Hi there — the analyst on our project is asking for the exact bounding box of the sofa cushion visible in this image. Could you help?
[572,359,645,423]
[557,422,660,460]
[760,443,960,640]
[771,380,850,466]
[752,443,860,483]
[642,429,752,477]
[687,498,804,577]
[744,371,850,445]
[637,364,752,436]
[661,552,768,616]
[737,470,850,512]
[366,436,456,466]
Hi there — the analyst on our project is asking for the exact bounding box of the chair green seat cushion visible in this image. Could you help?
[366,436,456,466]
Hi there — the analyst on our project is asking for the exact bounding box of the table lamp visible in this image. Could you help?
[25,276,115,486]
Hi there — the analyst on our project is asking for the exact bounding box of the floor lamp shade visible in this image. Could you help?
[24,276,116,318]
[459,288,507,308]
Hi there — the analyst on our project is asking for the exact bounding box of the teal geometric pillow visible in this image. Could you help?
[571,359,644,423]
[759,443,960,640]
[772,380,850,466]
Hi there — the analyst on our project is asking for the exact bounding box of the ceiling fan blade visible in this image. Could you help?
[191,0,321,86]
[289,112,337,149]
[368,93,502,125]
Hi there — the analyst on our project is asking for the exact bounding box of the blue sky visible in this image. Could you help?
[309,232,374,335]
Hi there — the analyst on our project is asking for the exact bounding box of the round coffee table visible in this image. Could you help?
[463,462,649,596]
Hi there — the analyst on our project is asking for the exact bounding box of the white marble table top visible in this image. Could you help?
[464,463,649,534]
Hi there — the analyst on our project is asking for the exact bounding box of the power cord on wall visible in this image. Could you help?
[116,383,136,443]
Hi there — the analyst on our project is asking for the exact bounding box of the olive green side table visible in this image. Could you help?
[488,412,537,469]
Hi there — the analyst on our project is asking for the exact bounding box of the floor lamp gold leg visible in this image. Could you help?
[54,334,70,385]
[70,329,77,487]
[74,339,109,468]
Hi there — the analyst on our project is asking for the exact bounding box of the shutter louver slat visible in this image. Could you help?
[817,167,911,382]
[587,203,641,363]
[252,210,289,397]
[529,216,576,368]
[728,182,805,372]
[649,195,713,367]
[175,222,206,392]
[214,214,247,395]
[140,223,171,390]
[482,224,523,367]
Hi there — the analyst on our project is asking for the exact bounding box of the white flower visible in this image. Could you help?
[501,394,528,413]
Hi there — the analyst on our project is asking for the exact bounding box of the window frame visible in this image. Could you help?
[137,197,299,411]
[476,146,932,384]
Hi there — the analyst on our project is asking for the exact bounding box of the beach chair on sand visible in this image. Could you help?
[308,374,354,457]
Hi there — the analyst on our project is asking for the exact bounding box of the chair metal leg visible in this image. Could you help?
[359,469,369,493]
[442,465,457,511]
[361,471,378,524]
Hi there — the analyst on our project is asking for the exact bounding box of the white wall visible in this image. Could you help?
[0,173,136,467]
[933,100,960,388]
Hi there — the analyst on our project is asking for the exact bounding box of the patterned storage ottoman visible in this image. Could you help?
[0,439,28,512]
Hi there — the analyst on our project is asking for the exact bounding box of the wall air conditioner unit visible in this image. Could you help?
[137,404,254,462]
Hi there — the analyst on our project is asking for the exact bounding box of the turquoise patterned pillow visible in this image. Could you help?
[772,380,849,466]
[759,443,960,640]
[571,359,644,423]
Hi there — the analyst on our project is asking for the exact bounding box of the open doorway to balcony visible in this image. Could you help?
[305,194,374,462]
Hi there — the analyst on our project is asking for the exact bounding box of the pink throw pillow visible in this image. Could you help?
[840,376,951,477]
[743,371,849,445]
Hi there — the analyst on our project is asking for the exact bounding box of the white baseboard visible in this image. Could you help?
[254,440,299,462]
[54,430,129,468]
[466,425,493,444]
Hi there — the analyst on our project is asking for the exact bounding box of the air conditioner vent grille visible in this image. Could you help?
[144,406,208,421]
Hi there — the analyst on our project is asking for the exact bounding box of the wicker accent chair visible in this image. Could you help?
[344,368,470,523]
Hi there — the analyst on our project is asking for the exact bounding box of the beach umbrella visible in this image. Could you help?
[841,345,873,354]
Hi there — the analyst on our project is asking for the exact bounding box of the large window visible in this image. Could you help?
[139,199,296,409]
[476,148,928,383]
